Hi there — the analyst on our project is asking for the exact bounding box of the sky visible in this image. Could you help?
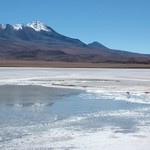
[0,0,150,54]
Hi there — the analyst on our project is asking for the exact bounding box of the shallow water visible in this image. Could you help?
[0,68,150,149]
[0,85,150,150]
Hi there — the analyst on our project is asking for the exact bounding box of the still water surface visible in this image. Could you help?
[0,85,150,149]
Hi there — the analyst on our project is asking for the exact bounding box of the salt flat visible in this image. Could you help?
[0,68,150,150]
[0,68,150,92]
[0,68,150,104]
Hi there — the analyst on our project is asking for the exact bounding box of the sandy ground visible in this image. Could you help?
[0,60,150,68]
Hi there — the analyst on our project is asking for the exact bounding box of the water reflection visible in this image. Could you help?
[6,102,54,113]
[0,85,81,105]
[7,102,54,107]
[0,85,150,144]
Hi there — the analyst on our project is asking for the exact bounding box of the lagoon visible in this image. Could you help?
[0,68,150,150]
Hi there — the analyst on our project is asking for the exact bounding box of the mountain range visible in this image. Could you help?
[0,21,150,66]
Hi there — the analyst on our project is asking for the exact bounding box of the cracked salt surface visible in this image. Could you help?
[0,68,150,150]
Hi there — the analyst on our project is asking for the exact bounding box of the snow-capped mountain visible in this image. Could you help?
[26,21,51,32]
[0,21,51,32]
[0,21,87,48]
[0,21,149,64]
[0,24,7,29]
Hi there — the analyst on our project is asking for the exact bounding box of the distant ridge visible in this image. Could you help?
[88,41,108,49]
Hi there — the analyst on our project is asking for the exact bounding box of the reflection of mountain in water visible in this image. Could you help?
[7,102,54,113]
[7,102,54,107]
[0,85,82,106]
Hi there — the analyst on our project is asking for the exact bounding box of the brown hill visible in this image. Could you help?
[0,21,150,67]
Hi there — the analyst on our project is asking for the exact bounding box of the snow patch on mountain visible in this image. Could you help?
[0,24,6,29]
[26,21,51,32]
[12,24,23,30]
[0,21,51,32]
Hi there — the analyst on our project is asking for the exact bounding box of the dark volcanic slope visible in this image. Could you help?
[0,21,150,64]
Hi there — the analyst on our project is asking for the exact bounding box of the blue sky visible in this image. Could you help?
[0,0,150,54]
